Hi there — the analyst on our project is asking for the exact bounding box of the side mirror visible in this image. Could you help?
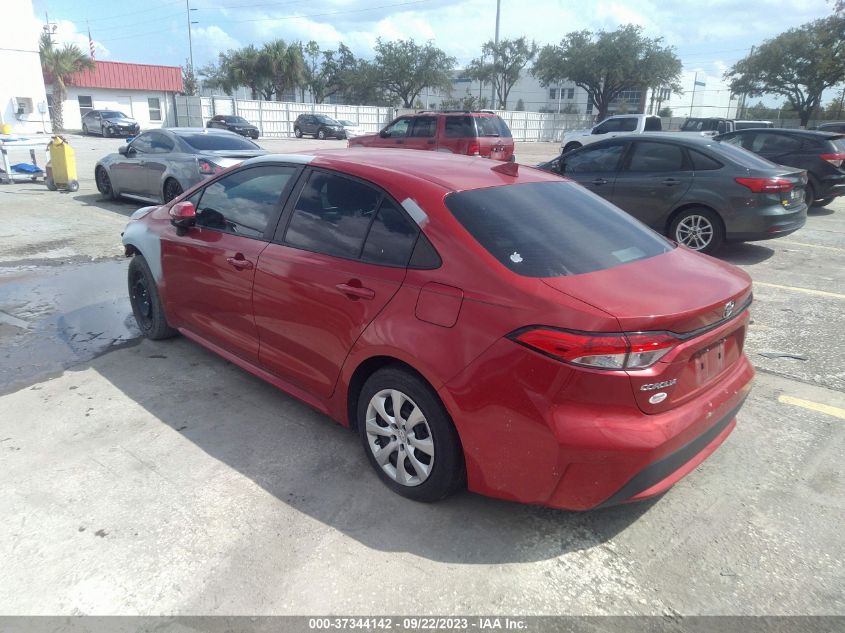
[118,145,128,156]
[169,201,196,230]
[379,129,390,138]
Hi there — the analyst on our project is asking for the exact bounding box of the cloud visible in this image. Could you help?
[192,25,242,58]
[52,19,111,59]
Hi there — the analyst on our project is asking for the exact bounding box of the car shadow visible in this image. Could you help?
[69,336,657,565]
[73,192,144,217]
[718,242,775,265]
[808,206,835,217]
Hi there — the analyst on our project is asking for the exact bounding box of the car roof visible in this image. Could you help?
[245,148,559,193]
[165,127,244,136]
[587,132,723,147]
[730,128,843,140]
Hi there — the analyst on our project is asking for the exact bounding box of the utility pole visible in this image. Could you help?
[837,86,845,119]
[689,72,698,117]
[186,0,198,70]
[491,0,500,109]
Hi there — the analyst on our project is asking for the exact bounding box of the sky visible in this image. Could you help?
[31,0,838,105]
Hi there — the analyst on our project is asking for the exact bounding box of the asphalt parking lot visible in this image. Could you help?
[0,134,843,616]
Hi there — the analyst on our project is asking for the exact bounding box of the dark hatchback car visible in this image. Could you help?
[540,134,807,253]
[207,115,260,139]
[716,128,845,208]
[293,114,346,139]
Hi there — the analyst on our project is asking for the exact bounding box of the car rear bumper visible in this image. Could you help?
[725,202,807,241]
[439,338,755,511]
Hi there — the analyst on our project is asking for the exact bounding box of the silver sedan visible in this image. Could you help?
[94,128,267,203]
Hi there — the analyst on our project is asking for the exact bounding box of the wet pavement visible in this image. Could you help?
[0,259,139,395]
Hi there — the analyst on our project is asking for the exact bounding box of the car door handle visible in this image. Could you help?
[592,178,608,186]
[662,178,682,186]
[226,255,254,270]
[336,282,375,300]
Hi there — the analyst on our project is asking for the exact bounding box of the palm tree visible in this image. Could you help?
[39,33,95,131]
[260,40,304,101]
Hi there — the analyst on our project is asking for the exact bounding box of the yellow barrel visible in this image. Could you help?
[48,136,79,191]
[0,123,11,134]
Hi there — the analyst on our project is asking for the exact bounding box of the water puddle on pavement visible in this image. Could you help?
[0,259,140,394]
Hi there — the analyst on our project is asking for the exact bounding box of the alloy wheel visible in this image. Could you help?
[675,214,714,251]
[164,179,183,202]
[130,271,153,329]
[365,389,434,487]
[96,168,112,196]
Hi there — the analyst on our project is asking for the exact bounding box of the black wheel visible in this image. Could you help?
[95,166,117,200]
[563,142,582,154]
[805,182,816,208]
[813,198,834,208]
[294,126,303,138]
[358,366,464,502]
[163,178,183,203]
[103,125,112,138]
[128,255,177,340]
[82,124,89,135]
[670,207,724,254]
[317,128,327,140]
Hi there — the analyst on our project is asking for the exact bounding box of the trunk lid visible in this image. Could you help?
[542,247,752,413]
[199,149,268,169]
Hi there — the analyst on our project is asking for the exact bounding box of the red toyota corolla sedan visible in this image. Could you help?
[122,149,754,511]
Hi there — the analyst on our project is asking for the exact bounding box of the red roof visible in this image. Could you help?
[68,61,183,92]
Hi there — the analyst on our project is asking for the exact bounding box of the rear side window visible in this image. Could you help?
[361,199,419,266]
[180,133,260,151]
[445,181,672,277]
[751,133,802,153]
[409,117,436,138]
[445,116,474,138]
[195,166,295,239]
[626,142,684,172]
[284,171,381,259]
[689,149,722,171]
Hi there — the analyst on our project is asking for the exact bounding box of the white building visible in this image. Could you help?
[0,0,51,134]
[50,60,183,131]
[664,70,738,119]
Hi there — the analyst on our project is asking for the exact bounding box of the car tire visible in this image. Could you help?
[128,255,178,341]
[318,128,327,140]
[563,142,582,154]
[163,178,183,203]
[670,207,724,254]
[294,126,303,138]
[95,166,117,200]
[82,124,89,135]
[357,366,465,502]
[805,182,816,208]
[813,198,834,208]
[103,126,112,138]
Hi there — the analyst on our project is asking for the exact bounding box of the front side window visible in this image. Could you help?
[626,142,685,172]
[148,132,174,154]
[195,166,295,239]
[383,118,411,138]
[563,143,626,174]
[284,171,381,259]
[148,98,162,121]
[129,133,153,154]
[445,181,671,277]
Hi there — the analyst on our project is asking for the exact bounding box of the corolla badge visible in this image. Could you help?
[724,300,735,319]
[640,379,678,392]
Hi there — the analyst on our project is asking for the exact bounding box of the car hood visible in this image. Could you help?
[106,118,137,125]
[349,133,378,143]
[541,247,752,334]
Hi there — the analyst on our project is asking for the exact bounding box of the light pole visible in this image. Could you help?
[186,0,198,69]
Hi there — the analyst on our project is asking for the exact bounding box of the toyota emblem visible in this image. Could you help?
[724,300,735,318]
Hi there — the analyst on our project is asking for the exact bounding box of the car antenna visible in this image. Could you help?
[491,161,518,177]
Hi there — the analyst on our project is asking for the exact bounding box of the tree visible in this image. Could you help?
[373,39,456,107]
[725,15,845,127]
[39,33,95,131]
[302,41,356,103]
[466,37,538,109]
[342,60,392,106]
[532,25,682,122]
[515,98,525,111]
[260,39,304,101]
[182,60,199,96]
[658,106,673,117]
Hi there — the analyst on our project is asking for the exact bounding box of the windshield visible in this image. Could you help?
[445,181,671,277]
[180,133,261,151]
[101,111,128,119]
[225,116,249,124]
[339,120,356,126]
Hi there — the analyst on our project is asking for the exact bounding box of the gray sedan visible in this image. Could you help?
[95,128,267,204]
[538,134,808,253]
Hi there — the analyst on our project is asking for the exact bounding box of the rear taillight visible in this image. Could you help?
[820,152,845,168]
[197,159,224,175]
[511,328,679,370]
[735,177,794,193]
[467,141,481,156]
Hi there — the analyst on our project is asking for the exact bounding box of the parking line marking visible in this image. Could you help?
[778,240,845,253]
[778,395,845,420]
[754,281,845,300]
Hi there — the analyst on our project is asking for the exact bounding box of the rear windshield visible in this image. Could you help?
[179,133,260,151]
[444,181,672,277]
[475,115,513,138]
